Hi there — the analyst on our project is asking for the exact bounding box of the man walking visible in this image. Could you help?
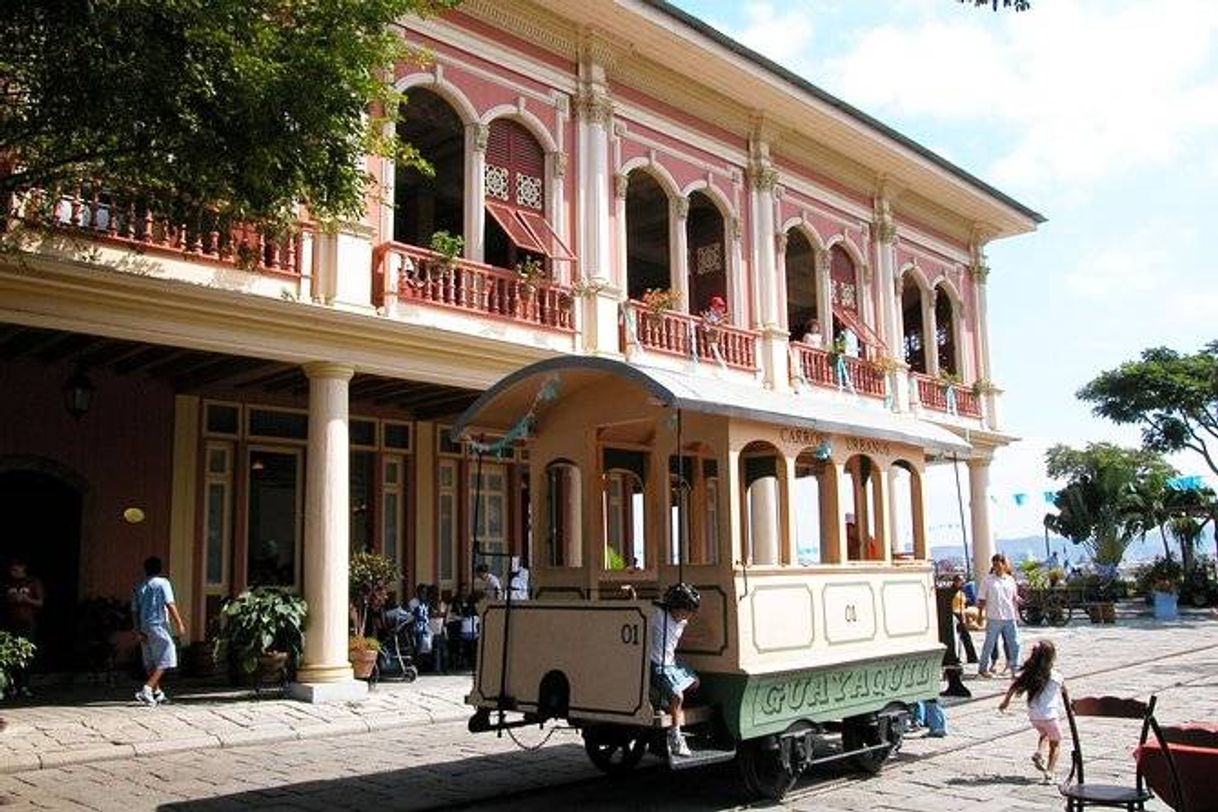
[132,557,186,706]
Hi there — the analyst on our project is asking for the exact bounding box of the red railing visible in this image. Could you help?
[912,373,982,417]
[374,242,573,331]
[790,343,887,398]
[624,303,757,370]
[6,186,308,277]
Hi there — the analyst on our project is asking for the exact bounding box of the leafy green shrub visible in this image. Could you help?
[0,631,36,693]
[220,588,307,674]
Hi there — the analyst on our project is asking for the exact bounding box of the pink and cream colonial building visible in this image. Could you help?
[0,0,1041,699]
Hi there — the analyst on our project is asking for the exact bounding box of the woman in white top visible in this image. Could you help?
[999,640,1065,783]
[976,553,1021,678]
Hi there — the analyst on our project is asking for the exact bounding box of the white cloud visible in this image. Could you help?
[817,1,1218,195]
[733,2,816,66]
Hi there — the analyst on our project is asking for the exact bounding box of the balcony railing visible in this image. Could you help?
[623,303,758,370]
[912,373,982,417]
[374,242,574,331]
[5,186,309,277]
[790,343,887,398]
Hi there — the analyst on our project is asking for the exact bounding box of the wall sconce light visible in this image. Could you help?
[63,366,96,420]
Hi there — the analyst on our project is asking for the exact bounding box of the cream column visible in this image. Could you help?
[575,51,619,356]
[748,476,780,566]
[290,361,366,702]
[814,248,834,347]
[465,123,487,262]
[968,455,995,581]
[874,198,902,410]
[671,197,690,310]
[872,466,892,563]
[923,290,939,377]
[169,395,199,639]
[748,145,789,389]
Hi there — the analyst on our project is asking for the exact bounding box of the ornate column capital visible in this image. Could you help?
[573,89,613,125]
[729,216,742,242]
[673,197,690,220]
[551,151,568,178]
[470,123,489,152]
[874,197,897,244]
[970,258,991,283]
[614,172,630,199]
[302,361,355,382]
[747,162,779,191]
[813,246,829,275]
[774,230,788,255]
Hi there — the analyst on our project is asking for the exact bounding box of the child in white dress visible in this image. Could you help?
[999,640,1066,784]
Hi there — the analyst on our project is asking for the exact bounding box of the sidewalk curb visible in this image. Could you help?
[0,710,472,775]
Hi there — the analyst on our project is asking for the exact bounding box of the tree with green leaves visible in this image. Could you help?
[1078,342,1218,478]
[1,0,459,230]
[1044,443,1175,566]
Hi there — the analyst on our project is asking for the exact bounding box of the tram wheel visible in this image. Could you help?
[738,736,798,800]
[842,714,891,776]
[583,727,648,775]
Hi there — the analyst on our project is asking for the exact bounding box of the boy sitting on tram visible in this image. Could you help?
[650,583,701,757]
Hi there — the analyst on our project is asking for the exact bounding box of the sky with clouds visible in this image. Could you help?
[678,0,1218,542]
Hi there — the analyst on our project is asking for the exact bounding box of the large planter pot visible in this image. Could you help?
[1152,591,1179,621]
[1087,605,1103,624]
[1100,602,1116,624]
[254,651,290,691]
[350,648,378,680]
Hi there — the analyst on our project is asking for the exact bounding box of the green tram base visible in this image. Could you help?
[696,648,943,741]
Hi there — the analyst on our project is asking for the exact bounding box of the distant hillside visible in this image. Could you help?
[931,526,1214,567]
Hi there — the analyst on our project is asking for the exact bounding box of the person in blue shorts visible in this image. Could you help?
[132,557,186,706]
[650,583,701,757]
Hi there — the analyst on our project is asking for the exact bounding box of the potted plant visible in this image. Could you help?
[349,551,400,680]
[220,587,307,684]
[971,378,998,396]
[428,230,464,274]
[639,286,678,313]
[0,631,36,698]
[1152,577,1180,621]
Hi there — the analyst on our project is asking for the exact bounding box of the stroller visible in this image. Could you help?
[373,607,419,684]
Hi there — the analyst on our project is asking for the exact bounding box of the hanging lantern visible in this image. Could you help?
[63,367,96,420]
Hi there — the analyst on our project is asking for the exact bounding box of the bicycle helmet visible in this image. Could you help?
[662,582,701,612]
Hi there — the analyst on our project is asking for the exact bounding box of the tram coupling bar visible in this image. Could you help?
[468,707,539,734]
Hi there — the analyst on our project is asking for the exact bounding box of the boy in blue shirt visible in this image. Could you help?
[132,557,186,706]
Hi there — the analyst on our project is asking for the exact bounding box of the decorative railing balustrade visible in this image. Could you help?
[5,185,309,277]
[373,242,574,331]
[622,303,758,370]
[789,343,887,398]
[911,373,982,417]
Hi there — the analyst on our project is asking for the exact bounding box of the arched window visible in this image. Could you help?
[785,229,817,343]
[829,245,884,358]
[902,276,927,373]
[602,447,647,571]
[686,191,726,314]
[395,88,464,247]
[483,118,573,271]
[625,170,670,301]
[935,286,957,375]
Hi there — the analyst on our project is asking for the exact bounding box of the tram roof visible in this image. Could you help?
[453,357,971,456]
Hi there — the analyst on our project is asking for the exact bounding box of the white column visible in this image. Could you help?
[169,395,199,639]
[922,290,939,377]
[290,361,367,702]
[748,476,780,566]
[465,123,487,262]
[968,456,994,582]
[671,197,690,310]
[575,70,619,356]
[749,170,778,329]
[815,248,833,347]
[774,231,789,331]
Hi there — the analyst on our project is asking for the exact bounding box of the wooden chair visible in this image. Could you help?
[1060,694,1187,812]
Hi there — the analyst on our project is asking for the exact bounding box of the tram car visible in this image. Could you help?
[454,357,966,799]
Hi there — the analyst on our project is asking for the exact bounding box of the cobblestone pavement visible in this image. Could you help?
[0,606,1213,810]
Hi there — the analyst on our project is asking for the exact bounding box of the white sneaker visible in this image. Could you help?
[153,689,167,705]
[668,729,692,758]
[134,686,156,707]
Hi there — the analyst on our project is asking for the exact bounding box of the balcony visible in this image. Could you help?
[912,372,982,418]
[5,186,309,278]
[623,303,758,371]
[373,242,574,331]
[789,343,887,398]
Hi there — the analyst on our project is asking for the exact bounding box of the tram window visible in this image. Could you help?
[669,475,689,564]
[703,476,720,564]
[603,469,645,571]
[545,461,582,568]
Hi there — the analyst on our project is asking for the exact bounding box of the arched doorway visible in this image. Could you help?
[394,87,465,248]
[785,229,818,343]
[902,275,927,373]
[0,467,83,672]
[625,170,671,301]
[686,191,726,314]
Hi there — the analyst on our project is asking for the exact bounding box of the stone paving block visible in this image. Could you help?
[37,744,136,769]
